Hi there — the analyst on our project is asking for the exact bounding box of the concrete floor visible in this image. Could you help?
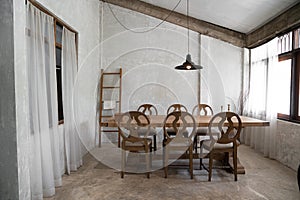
[45,145,299,200]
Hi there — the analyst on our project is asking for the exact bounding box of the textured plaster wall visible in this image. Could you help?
[277,120,300,171]
[101,4,243,114]
[201,35,243,113]
[101,3,199,114]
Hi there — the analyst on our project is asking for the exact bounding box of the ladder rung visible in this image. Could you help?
[102,130,118,133]
[101,101,120,103]
[102,86,120,89]
[102,72,120,75]
[101,116,113,118]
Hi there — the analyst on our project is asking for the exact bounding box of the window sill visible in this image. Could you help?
[277,117,300,124]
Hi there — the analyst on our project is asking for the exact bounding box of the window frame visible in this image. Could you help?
[277,27,300,123]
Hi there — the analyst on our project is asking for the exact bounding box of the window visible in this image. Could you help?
[277,27,300,122]
[29,1,77,123]
[55,22,64,121]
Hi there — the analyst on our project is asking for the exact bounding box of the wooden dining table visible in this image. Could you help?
[100,114,270,174]
[101,114,269,128]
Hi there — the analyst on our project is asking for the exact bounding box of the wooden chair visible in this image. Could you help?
[165,104,188,138]
[137,104,158,116]
[137,104,158,151]
[166,103,188,114]
[163,111,196,179]
[192,104,214,164]
[202,112,242,181]
[116,111,152,178]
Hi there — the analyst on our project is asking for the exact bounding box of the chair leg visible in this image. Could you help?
[200,158,203,170]
[145,145,150,179]
[208,152,213,181]
[194,135,198,154]
[199,140,204,170]
[153,135,157,151]
[164,146,168,178]
[121,146,126,178]
[233,147,238,181]
[189,145,193,179]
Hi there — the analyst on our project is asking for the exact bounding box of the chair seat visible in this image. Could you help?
[203,139,240,150]
[166,128,189,137]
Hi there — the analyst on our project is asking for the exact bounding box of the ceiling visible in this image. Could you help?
[140,0,300,34]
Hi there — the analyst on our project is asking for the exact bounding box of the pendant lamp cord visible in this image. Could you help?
[187,0,190,55]
[106,0,182,33]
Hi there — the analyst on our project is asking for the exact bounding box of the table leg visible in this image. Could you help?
[228,157,245,174]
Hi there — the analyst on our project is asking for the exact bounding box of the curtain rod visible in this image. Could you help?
[26,0,78,34]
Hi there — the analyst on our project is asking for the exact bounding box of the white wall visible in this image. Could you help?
[101,3,200,114]
[13,0,100,197]
[100,3,243,115]
[201,35,243,113]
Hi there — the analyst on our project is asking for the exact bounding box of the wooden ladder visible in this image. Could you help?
[99,68,122,147]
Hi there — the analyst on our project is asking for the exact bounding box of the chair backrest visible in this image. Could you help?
[166,104,188,114]
[192,104,213,116]
[163,111,196,144]
[116,111,150,140]
[137,104,158,115]
[208,112,242,145]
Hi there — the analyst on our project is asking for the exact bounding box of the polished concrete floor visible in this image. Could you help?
[46,145,299,200]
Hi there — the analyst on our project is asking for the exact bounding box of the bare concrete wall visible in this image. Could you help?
[277,120,300,171]
[0,0,19,199]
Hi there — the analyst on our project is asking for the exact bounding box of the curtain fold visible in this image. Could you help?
[62,27,83,174]
[241,38,279,159]
[26,3,62,199]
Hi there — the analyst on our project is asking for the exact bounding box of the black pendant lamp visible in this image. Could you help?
[175,0,203,70]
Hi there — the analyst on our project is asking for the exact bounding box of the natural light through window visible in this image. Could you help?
[277,59,291,115]
[248,60,267,115]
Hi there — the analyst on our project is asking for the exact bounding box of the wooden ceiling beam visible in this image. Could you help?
[246,2,300,49]
[101,0,246,47]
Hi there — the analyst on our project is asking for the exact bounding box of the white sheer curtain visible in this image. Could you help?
[242,38,279,159]
[62,27,83,174]
[26,3,62,199]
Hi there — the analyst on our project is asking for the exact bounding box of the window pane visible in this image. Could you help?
[249,61,267,113]
[56,47,61,67]
[294,28,300,49]
[56,68,64,120]
[56,23,63,44]
[277,59,291,115]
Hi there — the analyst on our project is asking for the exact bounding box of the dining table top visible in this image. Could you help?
[100,114,270,128]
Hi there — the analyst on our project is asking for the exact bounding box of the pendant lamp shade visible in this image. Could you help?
[175,54,203,70]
